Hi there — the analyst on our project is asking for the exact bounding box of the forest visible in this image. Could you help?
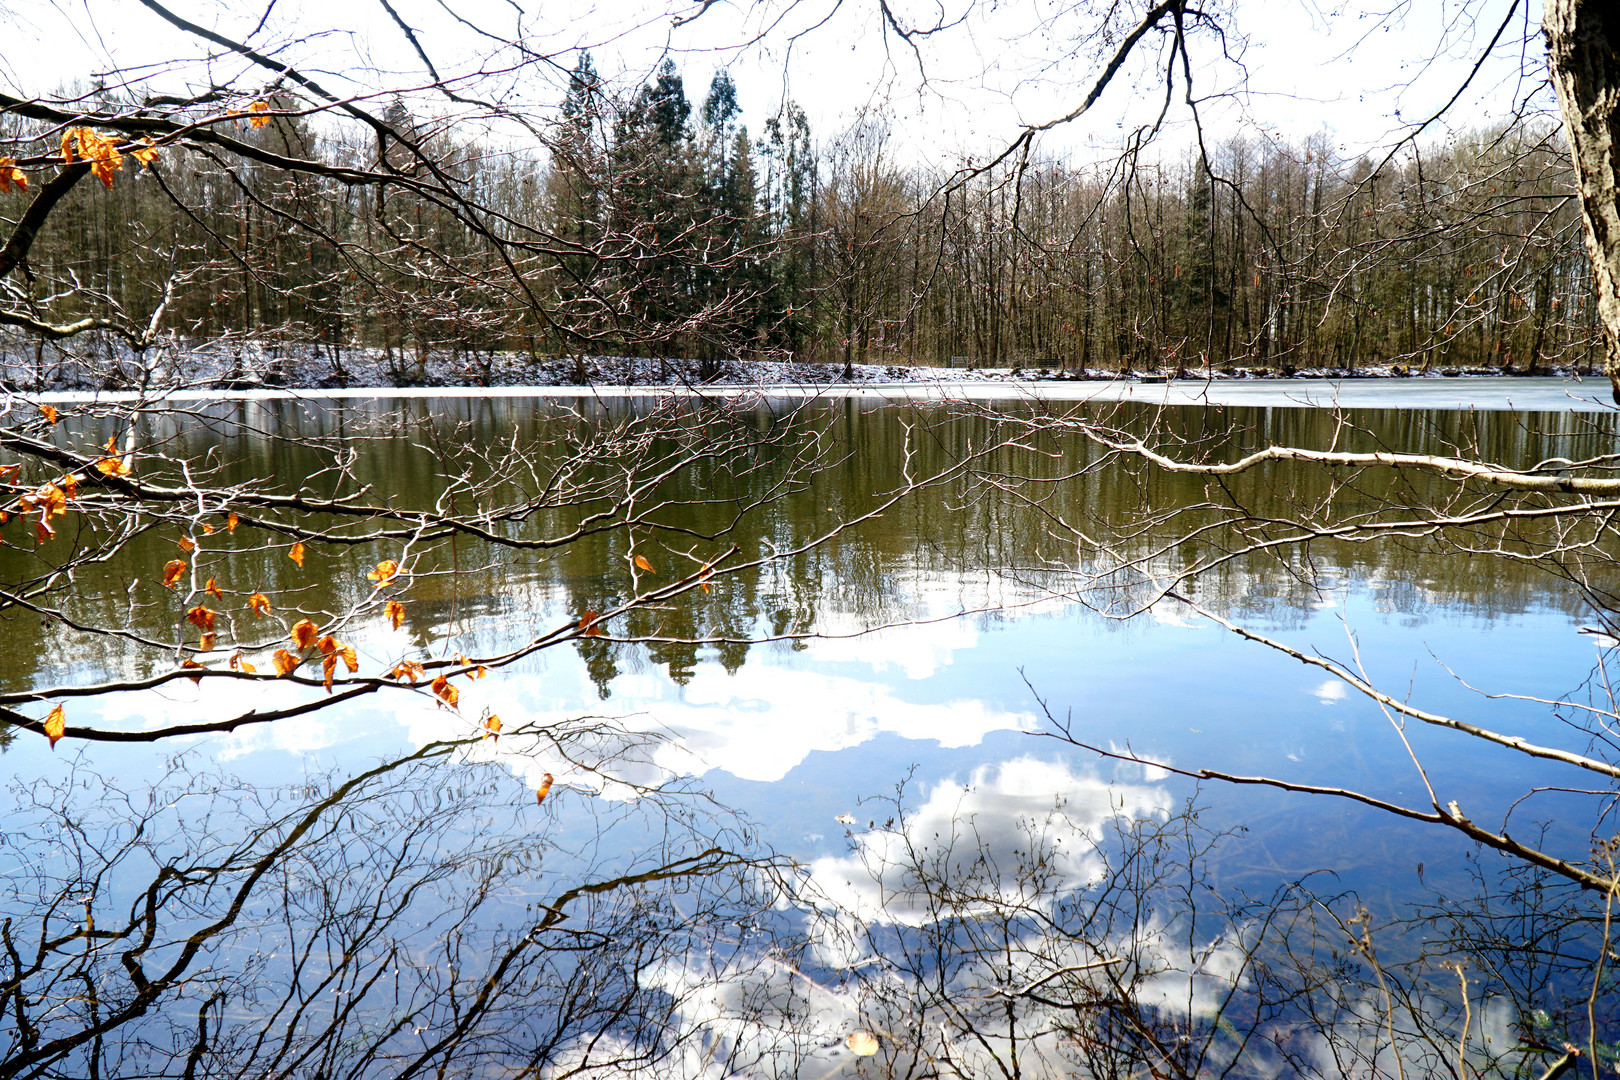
[13,2,1620,1076]
[1,53,1599,387]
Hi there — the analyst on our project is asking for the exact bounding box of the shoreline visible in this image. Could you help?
[14,372,1615,413]
[1,341,1600,398]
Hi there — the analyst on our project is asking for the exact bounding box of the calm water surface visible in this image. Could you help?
[3,384,1616,1076]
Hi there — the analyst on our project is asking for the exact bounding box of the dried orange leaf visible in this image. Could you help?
[177,536,196,553]
[247,592,272,617]
[389,659,425,683]
[483,713,502,741]
[38,482,66,517]
[201,522,214,535]
[430,673,459,709]
[633,554,655,574]
[198,632,216,652]
[39,404,58,425]
[271,648,301,676]
[60,473,78,500]
[384,599,406,630]
[229,651,257,674]
[205,577,224,599]
[248,100,272,127]
[0,158,26,194]
[67,127,124,190]
[535,772,554,804]
[227,511,240,533]
[288,541,306,568]
[162,559,187,588]
[180,658,205,685]
[131,138,159,167]
[367,559,399,585]
[90,152,121,189]
[322,652,337,692]
[289,619,319,650]
[315,633,339,657]
[34,514,53,544]
[579,610,604,637]
[43,704,65,749]
[185,604,216,632]
[455,653,487,679]
[338,642,358,673]
[94,435,132,477]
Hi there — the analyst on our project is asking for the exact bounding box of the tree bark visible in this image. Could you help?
[1546,0,1620,401]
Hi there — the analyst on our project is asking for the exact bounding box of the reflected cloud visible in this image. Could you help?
[75,628,1039,802]
[803,756,1173,933]
[1149,598,1206,629]
[399,661,1040,798]
[640,957,863,1080]
[800,617,981,679]
[1313,678,1349,705]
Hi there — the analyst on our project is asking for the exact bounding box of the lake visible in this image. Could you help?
[2,380,1615,1077]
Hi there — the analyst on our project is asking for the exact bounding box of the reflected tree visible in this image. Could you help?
[0,394,960,749]
[0,723,795,1080]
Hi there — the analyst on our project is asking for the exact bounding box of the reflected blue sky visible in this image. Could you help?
[8,561,1603,924]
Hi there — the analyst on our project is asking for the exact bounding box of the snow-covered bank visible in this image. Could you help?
[0,334,1595,394]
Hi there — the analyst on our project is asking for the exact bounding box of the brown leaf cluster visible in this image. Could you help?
[60,128,159,189]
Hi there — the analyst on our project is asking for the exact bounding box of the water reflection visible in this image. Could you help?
[6,393,1620,1075]
[803,757,1173,940]
[8,395,1615,699]
[4,728,1600,1078]
[0,734,783,1080]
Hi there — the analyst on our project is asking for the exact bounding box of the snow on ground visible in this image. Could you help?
[0,333,1587,393]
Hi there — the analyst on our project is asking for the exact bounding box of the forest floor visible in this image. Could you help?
[0,337,1589,392]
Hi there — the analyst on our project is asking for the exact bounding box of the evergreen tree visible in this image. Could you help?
[762,103,816,356]
[550,52,606,307]
[562,52,602,132]
[642,59,691,146]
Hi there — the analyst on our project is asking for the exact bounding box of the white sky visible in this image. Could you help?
[2,0,1549,167]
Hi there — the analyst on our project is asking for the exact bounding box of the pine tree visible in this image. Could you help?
[762,103,816,357]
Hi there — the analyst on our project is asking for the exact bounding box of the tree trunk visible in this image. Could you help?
[1546,0,1620,401]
